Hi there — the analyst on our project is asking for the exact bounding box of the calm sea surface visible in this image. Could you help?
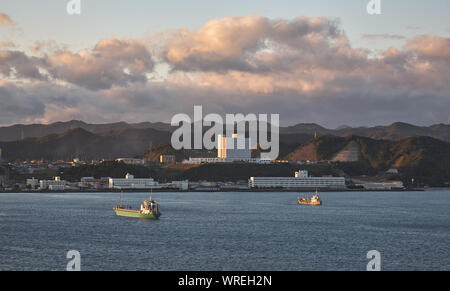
[0,190,449,271]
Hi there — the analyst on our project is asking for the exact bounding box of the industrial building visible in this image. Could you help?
[39,176,67,191]
[217,134,251,161]
[160,154,176,164]
[354,180,404,190]
[183,133,256,164]
[109,173,157,189]
[115,158,145,165]
[248,170,346,190]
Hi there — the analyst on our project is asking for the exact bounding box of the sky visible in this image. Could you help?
[0,0,449,127]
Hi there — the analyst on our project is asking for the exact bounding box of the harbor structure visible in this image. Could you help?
[109,173,157,189]
[39,176,67,191]
[248,170,346,190]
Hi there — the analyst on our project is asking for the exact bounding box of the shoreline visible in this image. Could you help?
[0,188,427,194]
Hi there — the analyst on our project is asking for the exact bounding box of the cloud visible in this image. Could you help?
[406,35,450,59]
[0,13,15,26]
[0,38,155,90]
[44,38,155,90]
[362,34,406,40]
[0,50,46,80]
[0,41,16,48]
[0,85,46,125]
[1,16,450,127]
[161,16,344,73]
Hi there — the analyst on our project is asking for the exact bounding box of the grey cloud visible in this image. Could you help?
[0,86,46,125]
[0,38,156,91]
[363,34,406,40]
[1,16,450,128]
[0,50,46,80]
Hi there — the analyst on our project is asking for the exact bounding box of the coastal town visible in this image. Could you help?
[0,134,406,192]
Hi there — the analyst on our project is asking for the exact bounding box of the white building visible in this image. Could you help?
[169,180,189,191]
[218,134,251,161]
[115,158,145,165]
[183,157,227,164]
[249,170,346,189]
[386,168,399,174]
[109,173,158,189]
[39,176,67,191]
[181,134,272,164]
[26,177,39,189]
[360,181,404,190]
[182,157,270,164]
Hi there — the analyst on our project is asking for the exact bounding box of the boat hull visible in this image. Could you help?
[114,208,161,219]
[298,199,322,206]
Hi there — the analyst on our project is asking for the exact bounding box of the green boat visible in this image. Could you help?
[114,191,161,219]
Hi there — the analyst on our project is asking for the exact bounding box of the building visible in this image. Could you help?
[39,177,67,191]
[26,177,39,189]
[78,177,109,189]
[115,158,145,165]
[160,154,176,164]
[217,134,251,161]
[168,180,189,191]
[109,173,158,189]
[359,181,404,190]
[182,157,270,164]
[249,170,346,189]
[183,157,226,164]
[386,168,399,174]
[181,133,264,164]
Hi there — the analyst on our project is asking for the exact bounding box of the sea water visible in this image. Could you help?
[0,190,449,270]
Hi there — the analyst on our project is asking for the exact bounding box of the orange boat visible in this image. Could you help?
[298,189,322,206]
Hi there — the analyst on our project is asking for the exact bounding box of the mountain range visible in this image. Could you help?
[0,120,449,142]
[0,127,170,161]
[0,120,449,166]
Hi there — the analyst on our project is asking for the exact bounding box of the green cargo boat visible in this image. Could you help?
[114,192,161,219]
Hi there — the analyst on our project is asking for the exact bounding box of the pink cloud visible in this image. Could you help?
[1,16,450,127]
[0,13,14,26]
[45,38,155,90]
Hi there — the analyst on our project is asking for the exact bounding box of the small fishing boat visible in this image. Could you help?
[298,189,322,206]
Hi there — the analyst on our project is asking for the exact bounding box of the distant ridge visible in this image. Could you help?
[0,120,173,142]
[0,120,449,142]
[0,127,171,161]
[280,122,450,142]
